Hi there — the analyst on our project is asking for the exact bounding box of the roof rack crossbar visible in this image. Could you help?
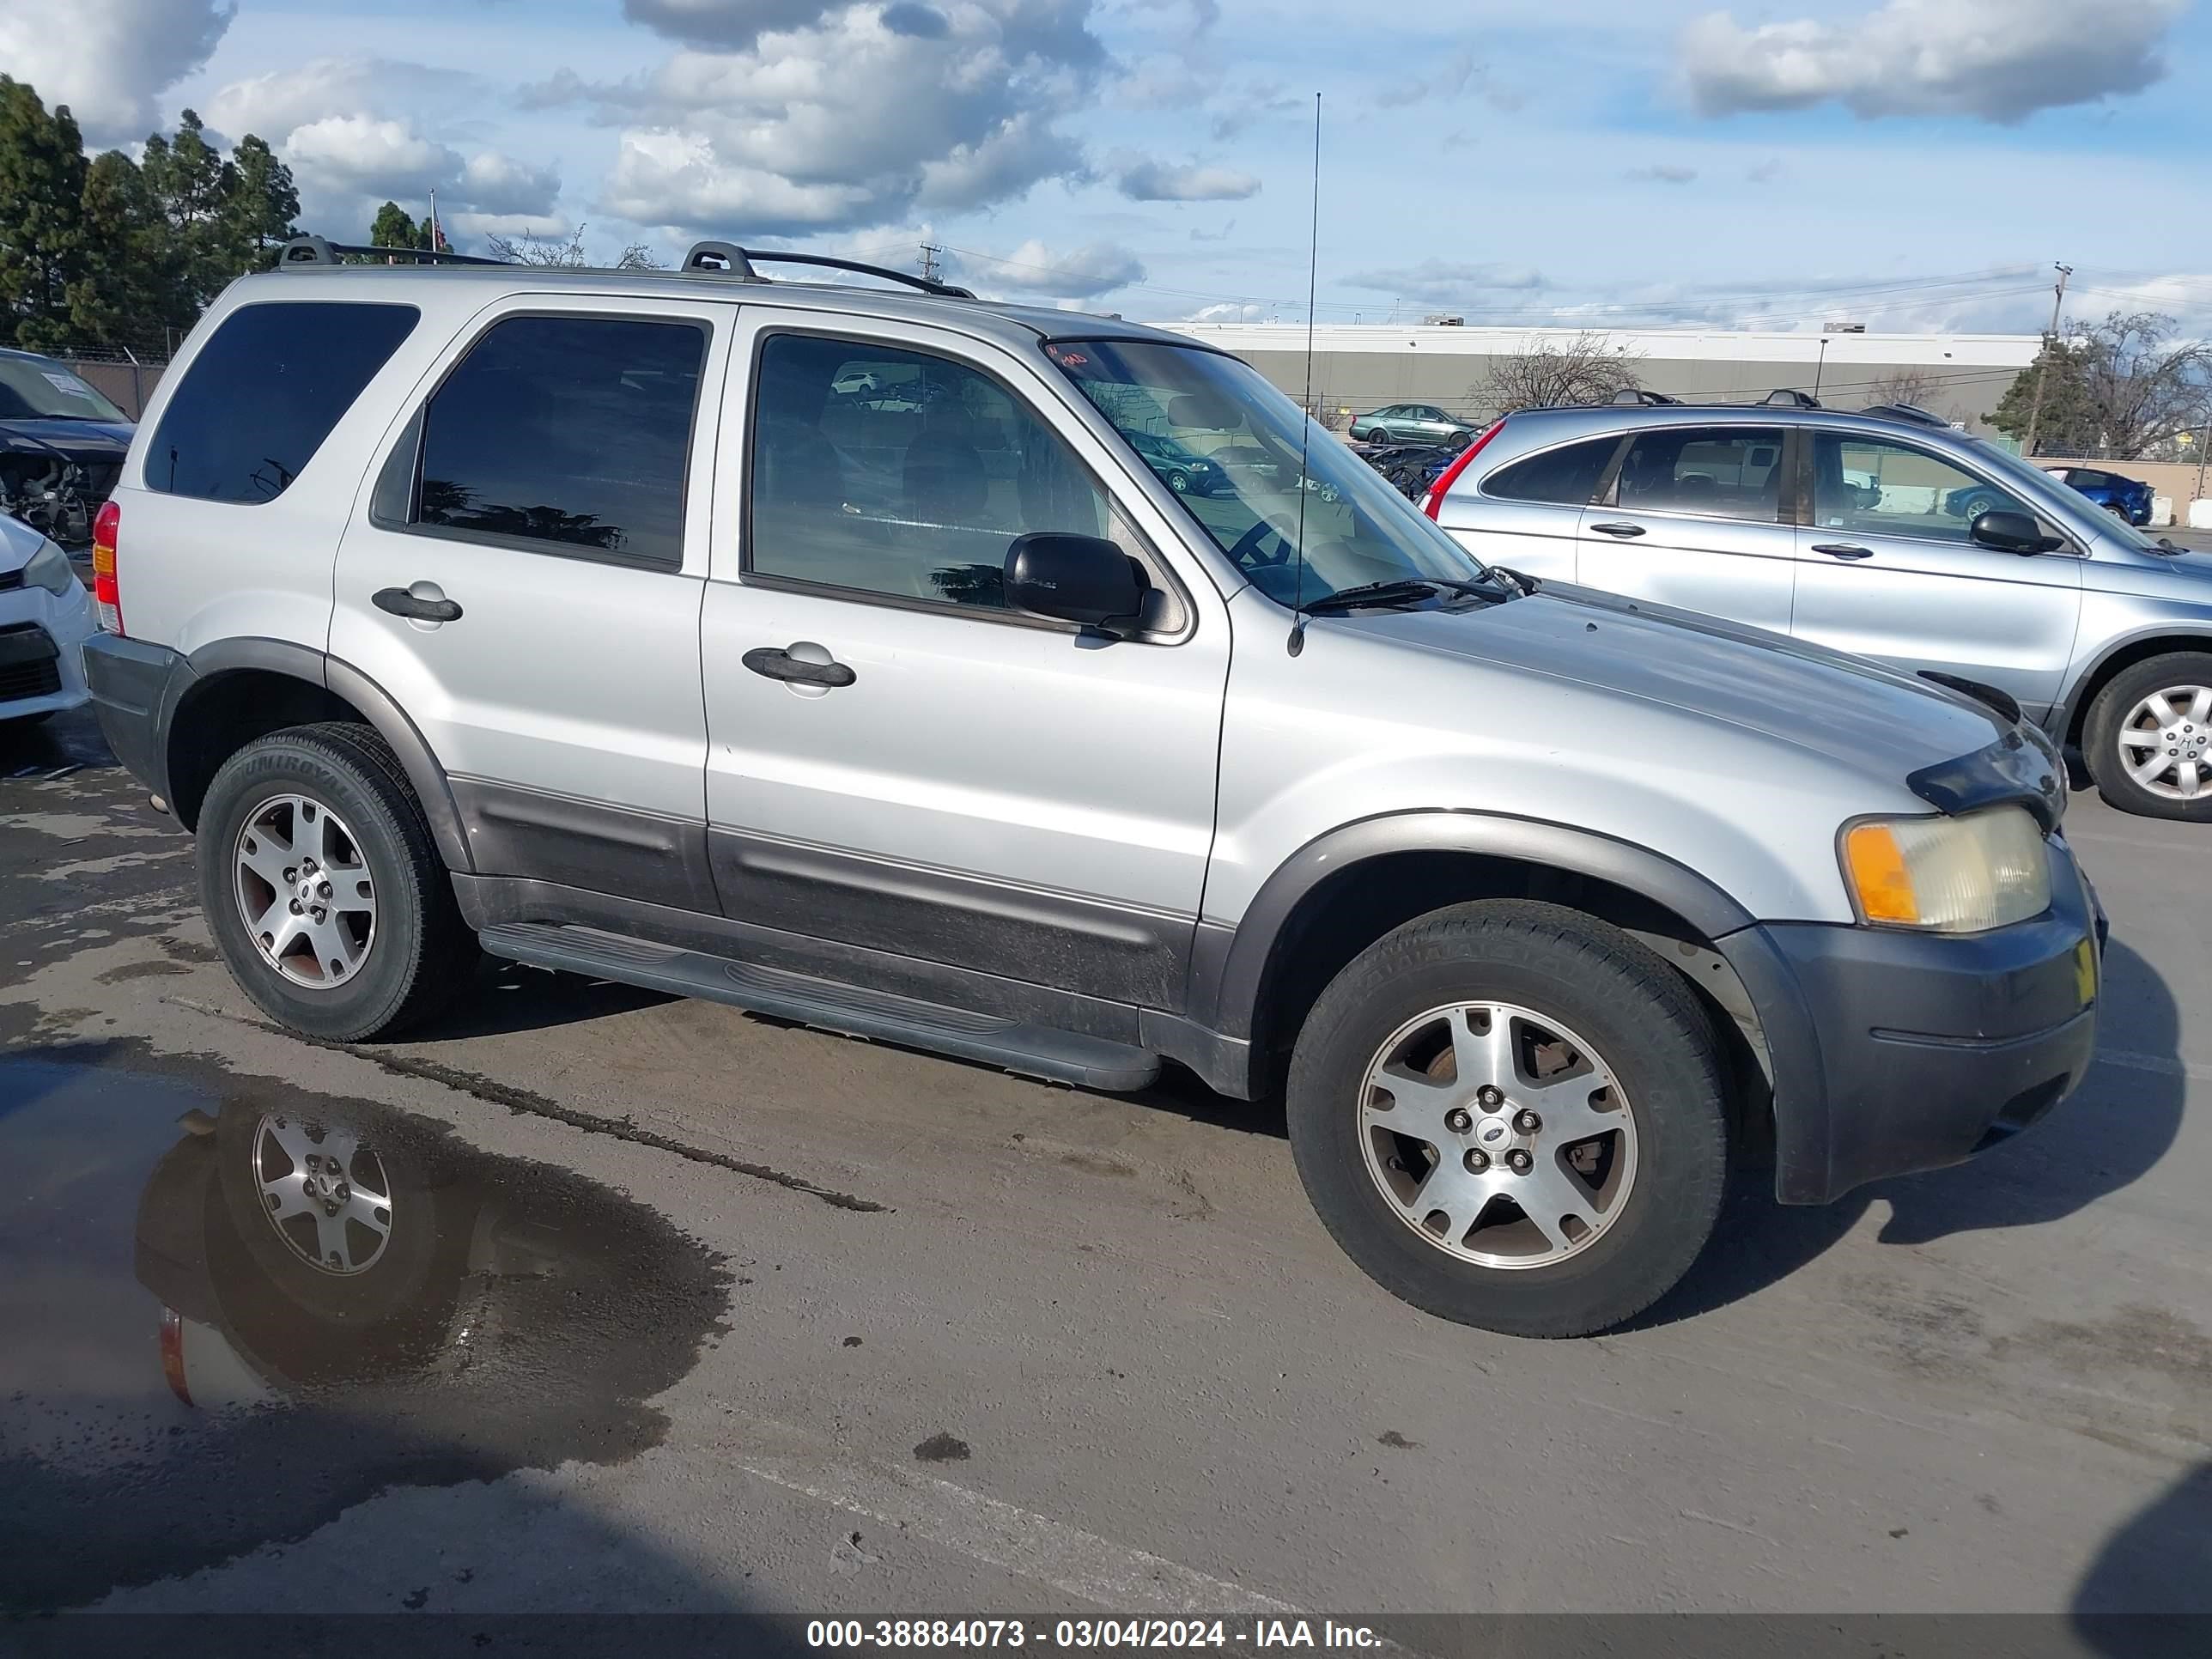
[1861,401,1950,428]
[683,242,974,299]
[277,234,509,269]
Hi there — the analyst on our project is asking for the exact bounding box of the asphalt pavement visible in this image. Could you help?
[3,705,2208,1639]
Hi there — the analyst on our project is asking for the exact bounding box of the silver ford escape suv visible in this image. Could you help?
[1421,397,2212,821]
[82,236,2102,1337]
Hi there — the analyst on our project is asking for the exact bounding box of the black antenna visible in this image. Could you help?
[1287,91,1322,658]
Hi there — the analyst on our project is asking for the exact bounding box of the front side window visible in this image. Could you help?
[1613,426,1785,522]
[1812,434,2031,544]
[414,314,705,567]
[149,301,418,503]
[1484,436,1622,506]
[749,333,1133,615]
[1049,338,1493,608]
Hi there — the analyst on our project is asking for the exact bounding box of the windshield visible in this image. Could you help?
[1969,439,2171,552]
[1046,339,1492,606]
[0,356,128,423]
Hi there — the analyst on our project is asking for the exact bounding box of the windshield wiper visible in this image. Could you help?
[1303,577,1495,615]
[1488,565,1540,596]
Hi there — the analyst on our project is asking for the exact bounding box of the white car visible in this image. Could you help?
[0,511,95,731]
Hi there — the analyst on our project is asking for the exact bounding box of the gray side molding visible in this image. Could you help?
[1191,811,1758,1040]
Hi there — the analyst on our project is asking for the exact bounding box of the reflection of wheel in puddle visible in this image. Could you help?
[252,1114,394,1275]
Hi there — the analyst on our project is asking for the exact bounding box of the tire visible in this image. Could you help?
[2082,651,2212,821]
[197,721,475,1041]
[1959,493,1999,521]
[1285,899,1729,1338]
[2106,501,2130,519]
[206,1103,475,1384]
[1167,470,1190,494]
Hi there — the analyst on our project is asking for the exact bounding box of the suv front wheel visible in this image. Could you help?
[1286,900,1728,1337]
[2082,651,2212,821]
[197,722,475,1041]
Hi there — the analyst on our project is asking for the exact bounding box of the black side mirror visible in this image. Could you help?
[1971,508,2061,556]
[1004,532,1147,634]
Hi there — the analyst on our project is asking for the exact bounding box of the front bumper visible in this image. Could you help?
[1721,836,2100,1206]
[0,578,94,717]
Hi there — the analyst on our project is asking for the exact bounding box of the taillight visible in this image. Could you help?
[91,499,122,634]
[1419,418,1506,520]
[159,1307,192,1406]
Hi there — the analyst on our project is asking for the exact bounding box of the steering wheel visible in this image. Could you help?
[1228,518,1292,570]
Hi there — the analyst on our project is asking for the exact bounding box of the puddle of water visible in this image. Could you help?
[0,1039,730,1613]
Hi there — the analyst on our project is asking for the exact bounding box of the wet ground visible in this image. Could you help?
[3,706,2209,1639]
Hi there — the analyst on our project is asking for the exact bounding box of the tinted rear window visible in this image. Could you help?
[413,315,706,568]
[147,302,419,503]
[1484,435,1621,505]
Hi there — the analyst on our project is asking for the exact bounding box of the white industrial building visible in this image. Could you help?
[1159,322,2045,434]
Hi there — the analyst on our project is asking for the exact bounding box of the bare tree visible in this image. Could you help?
[1863,368,1946,409]
[1474,333,1643,413]
[483,226,665,270]
[1996,311,2212,459]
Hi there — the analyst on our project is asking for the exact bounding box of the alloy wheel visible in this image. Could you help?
[233,793,376,988]
[1358,1000,1638,1269]
[251,1114,395,1276]
[2117,684,2212,800]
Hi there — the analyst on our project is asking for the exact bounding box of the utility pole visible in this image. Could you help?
[918,242,943,284]
[2021,261,2073,459]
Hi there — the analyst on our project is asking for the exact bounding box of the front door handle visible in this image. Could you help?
[1813,543,1875,561]
[373,584,463,622]
[744,644,856,689]
[1588,522,1645,538]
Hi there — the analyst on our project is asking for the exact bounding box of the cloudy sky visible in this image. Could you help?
[3,0,2208,331]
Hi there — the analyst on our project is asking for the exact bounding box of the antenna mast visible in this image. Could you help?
[1288,92,1322,657]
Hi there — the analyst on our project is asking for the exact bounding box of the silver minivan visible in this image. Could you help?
[82,239,2100,1336]
[1426,402,2212,821]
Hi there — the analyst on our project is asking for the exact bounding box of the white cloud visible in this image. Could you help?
[284,115,462,197]
[1373,46,1480,109]
[1626,163,1698,184]
[0,0,233,144]
[1185,301,1264,323]
[557,0,1103,234]
[1341,259,1549,306]
[1682,0,2185,123]
[957,239,1145,298]
[1112,155,1260,202]
[460,151,562,217]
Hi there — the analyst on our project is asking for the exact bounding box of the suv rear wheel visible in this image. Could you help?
[197,722,475,1040]
[2082,651,2212,821]
[1285,900,1728,1337]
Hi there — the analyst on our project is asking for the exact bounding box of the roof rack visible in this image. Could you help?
[1861,401,1950,428]
[1612,388,1682,405]
[679,241,975,299]
[277,234,507,269]
[1761,388,1821,409]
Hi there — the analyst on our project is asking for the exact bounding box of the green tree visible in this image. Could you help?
[1993,341,2099,457]
[223,134,300,272]
[369,200,422,250]
[0,76,89,349]
[68,149,175,349]
[142,110,242,313]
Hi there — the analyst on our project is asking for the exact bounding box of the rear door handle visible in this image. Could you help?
[1813,543,1875,561]
[1588,522,1645,538]
[744,645,856,689]
[373,584,463,622]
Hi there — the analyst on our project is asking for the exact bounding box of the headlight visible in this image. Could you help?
[1841,806,2050,933]
[22,538,78,598]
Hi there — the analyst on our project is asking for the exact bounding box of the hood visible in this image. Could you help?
[1354,581,2027,783]
[0,416,135,462]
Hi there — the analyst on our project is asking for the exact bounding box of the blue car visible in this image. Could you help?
[2046,465,2154,526]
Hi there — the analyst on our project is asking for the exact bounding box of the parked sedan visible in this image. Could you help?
[1348,403,1471,447]
[2046,466,2154,526]
[1126,428,1228,495]
[0,347,135,550]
